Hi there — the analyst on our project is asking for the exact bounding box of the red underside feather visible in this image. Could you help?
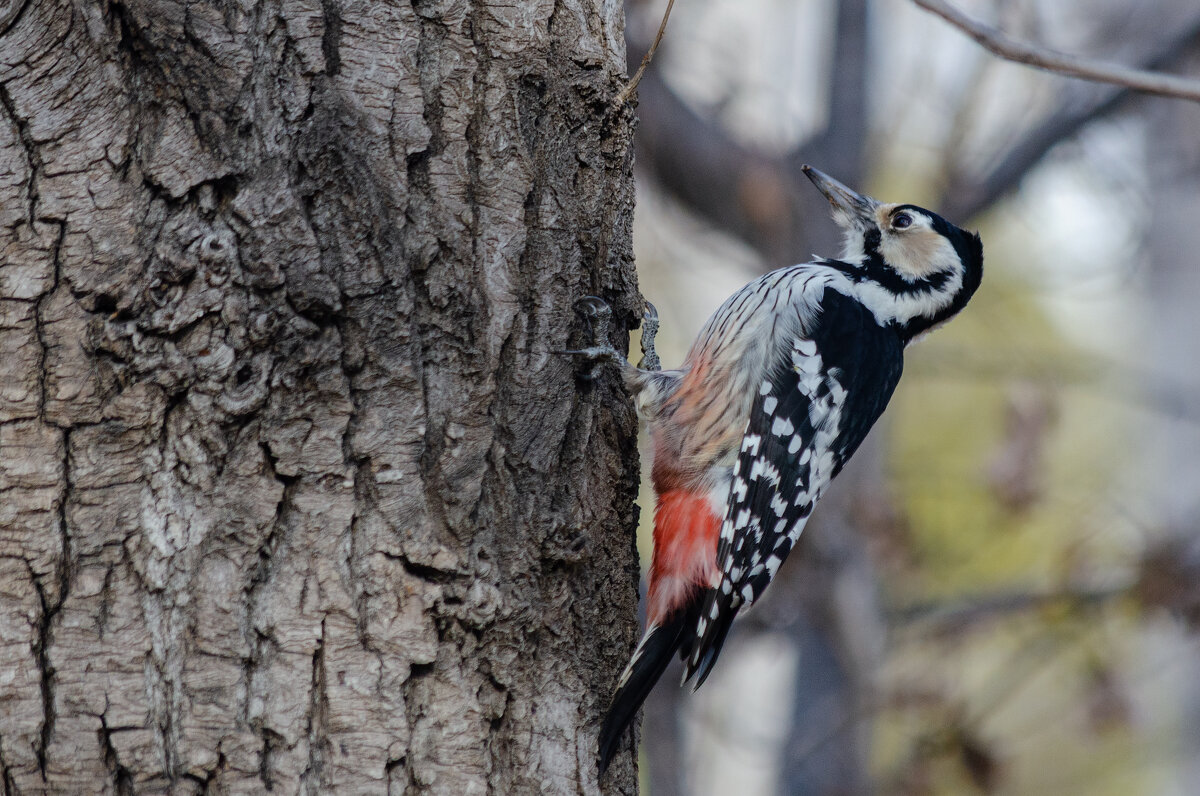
[646,489,721,626]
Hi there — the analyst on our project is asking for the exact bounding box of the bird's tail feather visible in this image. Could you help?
[682,590,738,688]
[597,609,691,773]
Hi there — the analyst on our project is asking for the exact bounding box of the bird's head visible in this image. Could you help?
[802,165,983,341]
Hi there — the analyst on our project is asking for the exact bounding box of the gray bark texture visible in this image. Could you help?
[0,0,642,793]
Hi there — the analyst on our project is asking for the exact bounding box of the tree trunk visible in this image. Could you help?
[0,1,641,793]
[1142,69,1200,792]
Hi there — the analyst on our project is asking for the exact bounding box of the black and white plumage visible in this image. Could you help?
[686,285,904,684]
[594,166,984,772]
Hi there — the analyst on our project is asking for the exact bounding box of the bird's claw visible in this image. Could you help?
[638,301,661,372]
[576,295,612,320]
[561,296,620,380]
[560,296,662,379]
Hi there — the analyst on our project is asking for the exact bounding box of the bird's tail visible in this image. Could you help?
[682,588,739,689]
[597,608,692,773]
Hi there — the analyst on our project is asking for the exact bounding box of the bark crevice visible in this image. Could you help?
[99,712,135,796]
[0,80,39,226]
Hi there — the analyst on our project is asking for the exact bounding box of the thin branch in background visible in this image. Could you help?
[614,0,676,107]
[911,0,1200,103]
[938,14,1200,218]
[629,0,872,264]
[892,584,1126,635]
[906,344,1200,427]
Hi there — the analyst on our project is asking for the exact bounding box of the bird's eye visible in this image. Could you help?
[893,212,913,230]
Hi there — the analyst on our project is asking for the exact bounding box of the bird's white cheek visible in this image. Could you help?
[881,233,960,280]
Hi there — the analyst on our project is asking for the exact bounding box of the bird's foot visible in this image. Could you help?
[559,296,626,380]
[637,301,661,372]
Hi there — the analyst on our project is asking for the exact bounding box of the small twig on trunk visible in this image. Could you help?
[614,0,677,108]
[912,0,1200,103]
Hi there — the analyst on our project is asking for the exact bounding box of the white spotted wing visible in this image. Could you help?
[685,289,904,686]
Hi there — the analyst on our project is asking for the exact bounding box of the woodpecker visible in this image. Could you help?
[581,166,984,773]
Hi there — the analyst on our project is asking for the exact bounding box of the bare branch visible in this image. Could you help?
[892,584,1126,634]
[912,0,1200,103]
[629,0,871,264]
[938,14,1200,219]
[614,0,676,107]
[633,64,841,264]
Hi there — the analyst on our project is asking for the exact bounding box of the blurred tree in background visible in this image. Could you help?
[624,1,1200,793]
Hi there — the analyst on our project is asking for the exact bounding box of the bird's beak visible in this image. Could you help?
[802,165,879,227]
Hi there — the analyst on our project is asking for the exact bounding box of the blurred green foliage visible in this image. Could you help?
[873,235,1186,794]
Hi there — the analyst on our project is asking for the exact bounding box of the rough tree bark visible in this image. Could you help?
[0,0,643,793]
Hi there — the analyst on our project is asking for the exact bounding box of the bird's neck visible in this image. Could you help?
[817,257,966,341]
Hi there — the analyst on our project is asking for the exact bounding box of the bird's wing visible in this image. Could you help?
[684,289,903,686]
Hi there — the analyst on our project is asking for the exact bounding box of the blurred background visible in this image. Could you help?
[622,0,1200,793]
